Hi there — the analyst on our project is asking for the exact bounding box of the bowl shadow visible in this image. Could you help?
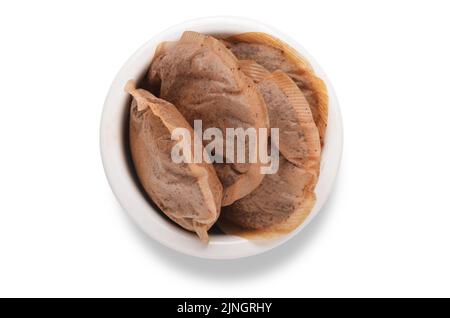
[118,169,343,280]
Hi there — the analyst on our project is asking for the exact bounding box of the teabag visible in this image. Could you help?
[148,31,269,206]
[220,154,317,238]
[219,69,321,238]
[239,61,320,174]
[126,80,223,242]
[223,32,328,146]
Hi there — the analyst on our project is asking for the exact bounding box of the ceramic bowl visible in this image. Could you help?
[100,16,343,259]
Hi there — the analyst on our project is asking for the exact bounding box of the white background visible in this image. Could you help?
[1,0,449,297]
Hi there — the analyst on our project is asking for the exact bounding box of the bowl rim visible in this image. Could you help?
[100,16,343,260]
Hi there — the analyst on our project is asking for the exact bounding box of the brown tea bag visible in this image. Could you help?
[126,80,222,242]
[224,32,328,146]
[237,60,270,83]
[219,70,320,238]
[148,31,270,206]
[261,70,320,173]
[219,154,317,239]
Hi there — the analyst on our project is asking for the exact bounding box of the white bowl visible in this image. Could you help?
[100,16,343,260]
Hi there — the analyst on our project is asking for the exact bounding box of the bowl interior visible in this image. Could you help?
[100,17,343,259]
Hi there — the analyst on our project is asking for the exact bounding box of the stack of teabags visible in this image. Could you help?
[125,31,328,242]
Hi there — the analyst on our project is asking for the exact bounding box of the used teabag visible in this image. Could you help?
[126,80,223,242]
[220,154,317,238]
[223,32,328,146]
[219,69,321,238]
[148,31,270,206]
[241,66,321,173]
